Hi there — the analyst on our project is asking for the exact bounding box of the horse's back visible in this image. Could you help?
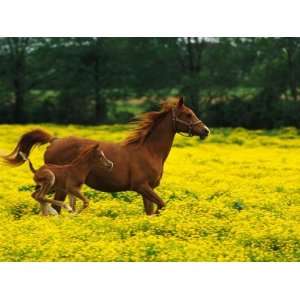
[45,136,95,164]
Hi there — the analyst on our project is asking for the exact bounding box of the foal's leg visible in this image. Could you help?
[34,191,71,215]
[42,197,72,212]
[31,187,51,215]
[33,181,54,216]
[32,191,50,216]
[51,190,67,214]
[35,184,72,212]
[45,203,59,216]
[33,170,67,216]
[69,188,89,213]
[137,184,165,214]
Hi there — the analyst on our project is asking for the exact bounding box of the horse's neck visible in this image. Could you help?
[144,112,175,161]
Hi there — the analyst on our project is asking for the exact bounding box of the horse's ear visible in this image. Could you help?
[177,97,184,108]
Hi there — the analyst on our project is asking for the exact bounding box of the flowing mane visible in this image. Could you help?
[123,100,177,145]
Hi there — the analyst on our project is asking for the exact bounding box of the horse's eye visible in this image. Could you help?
[187,113,192,118]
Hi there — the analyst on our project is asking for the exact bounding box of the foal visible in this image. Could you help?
[20,144,113,215]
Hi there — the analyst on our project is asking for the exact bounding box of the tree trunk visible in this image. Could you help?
[179,37,206,116]
[190,92,200,115]
[7,38,29,123]
[185,77,200,115]
[13,57,26,123]
[286,48,297,101]
[94,54,106,123]
[95,94,107,123]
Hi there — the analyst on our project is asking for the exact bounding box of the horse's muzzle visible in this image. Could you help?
[199,127,210,140]
[103,160,114,171]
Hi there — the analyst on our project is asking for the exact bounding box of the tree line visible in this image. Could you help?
[0,37,300,128]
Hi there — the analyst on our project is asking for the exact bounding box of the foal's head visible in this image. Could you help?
[172,97,210,139]
[85,144,113,170]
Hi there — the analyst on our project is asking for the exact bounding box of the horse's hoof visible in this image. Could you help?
[48,206,59,216]
[64,204,73,212]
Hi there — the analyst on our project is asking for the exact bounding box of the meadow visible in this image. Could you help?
[1,124,300,261]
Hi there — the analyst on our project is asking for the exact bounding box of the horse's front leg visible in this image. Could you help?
[142,196,154,215]
[137,184,165,215]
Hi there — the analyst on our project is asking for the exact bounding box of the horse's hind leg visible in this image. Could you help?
[69,194,76,212]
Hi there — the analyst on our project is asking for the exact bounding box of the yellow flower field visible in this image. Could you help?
[1,124,300,261]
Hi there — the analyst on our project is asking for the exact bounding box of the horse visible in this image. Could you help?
[20,144,113,215]
[2,97,210,215]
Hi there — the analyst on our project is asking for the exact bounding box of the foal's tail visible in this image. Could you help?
[1,129,54,167]
[19,152,36,174]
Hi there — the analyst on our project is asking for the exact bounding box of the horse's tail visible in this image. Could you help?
[1,129,54,167]
[19,152,36,174]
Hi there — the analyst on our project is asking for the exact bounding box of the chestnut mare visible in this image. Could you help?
[3,97,210,215]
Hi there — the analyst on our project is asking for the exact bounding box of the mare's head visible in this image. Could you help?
[123,97,210,146]
[90,144,114,170]
[172,97,210,139]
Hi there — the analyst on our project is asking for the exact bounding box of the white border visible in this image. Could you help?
[0,263,299,300]
[1,0,300,36]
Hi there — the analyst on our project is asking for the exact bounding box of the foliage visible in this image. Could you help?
[1,125,300,261]
[1,38,300,128]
